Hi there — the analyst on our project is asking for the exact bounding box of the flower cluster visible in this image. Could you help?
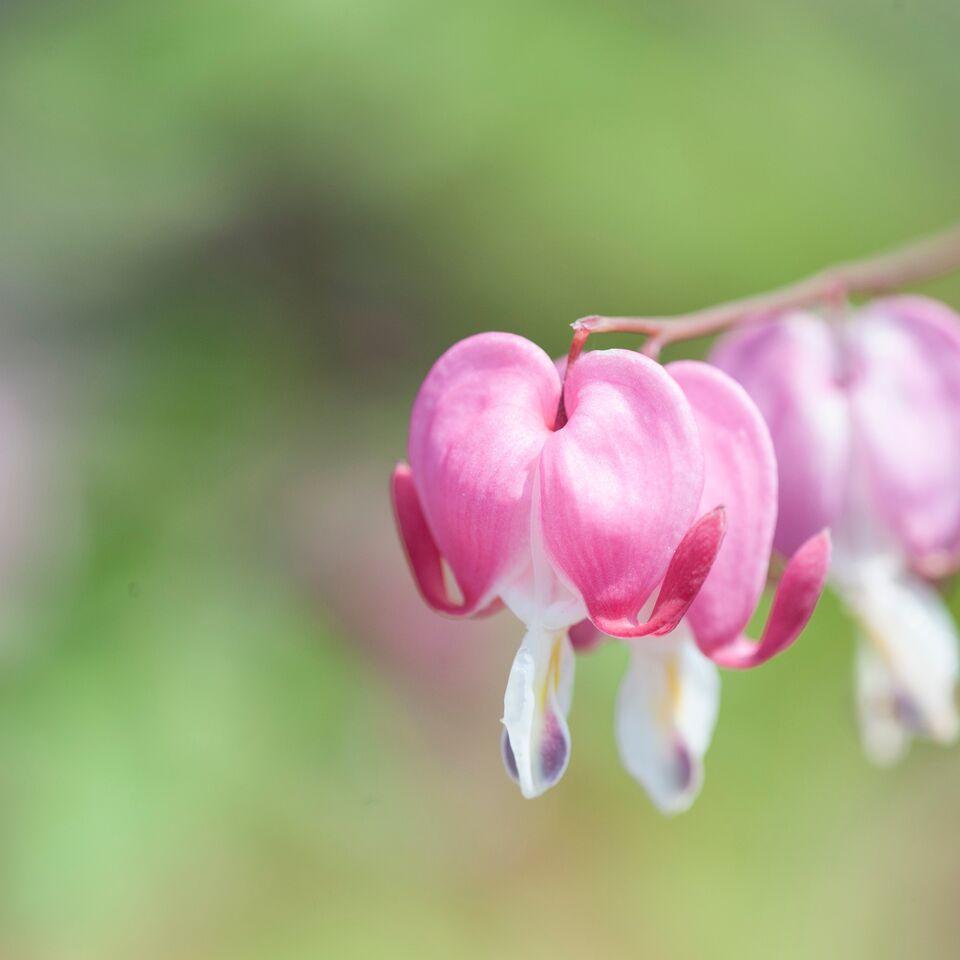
[391,332,830,808]
[713,296,960,764]
[391,292,960,811]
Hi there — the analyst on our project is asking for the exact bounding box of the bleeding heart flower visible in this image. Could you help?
[712,295,960,764]
[569,361,831,813]
[392,333,727,798]
[391,332,829,804]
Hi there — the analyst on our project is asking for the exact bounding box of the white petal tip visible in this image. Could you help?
[615,636,718,816]
[642,742,704,815]
[501,630,575,799]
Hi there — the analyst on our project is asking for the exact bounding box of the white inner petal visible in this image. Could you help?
[615,624,720,815]
[502,627,574,799]
[499,462,586,631]
[841,560,959,762]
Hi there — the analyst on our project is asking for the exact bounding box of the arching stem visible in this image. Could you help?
[574,222,960,360]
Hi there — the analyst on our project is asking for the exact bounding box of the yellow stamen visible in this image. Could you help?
[540,634,563,709]
[657,654,683,728]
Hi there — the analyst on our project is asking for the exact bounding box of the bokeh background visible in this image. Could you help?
[0,1,959,957]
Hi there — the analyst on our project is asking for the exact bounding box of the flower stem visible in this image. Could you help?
[573,222,960,360]
[553,326,589,429]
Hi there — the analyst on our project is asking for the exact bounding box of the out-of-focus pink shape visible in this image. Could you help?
[844,297,960,572]
[711,295,960,762]
[709,315,848,557]
[711,297,960,574]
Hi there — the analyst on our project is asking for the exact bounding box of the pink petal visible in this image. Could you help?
[591,507,727,638]
[538,349,706,632]
[703,529,831,669]
[391,462,502,617]
[845,296,960,573]
[406,333,561,613]
[710,314,850,556]
[667,360,777,651]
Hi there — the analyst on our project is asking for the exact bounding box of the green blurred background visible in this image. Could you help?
[0,1,959,957]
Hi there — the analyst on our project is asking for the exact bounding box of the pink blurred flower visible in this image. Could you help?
[391,333,828,804]
[712,295,960,765]
[570,362,830,812]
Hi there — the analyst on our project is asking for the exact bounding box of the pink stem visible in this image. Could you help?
[553,325,590,429]
[574,222,960,359]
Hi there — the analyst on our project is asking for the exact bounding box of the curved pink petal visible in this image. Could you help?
[845,296,960,573]
[667,360,777,651]
[390,463,502,617]
[567,509,726,640]
[704,529,831,669]
[538,349,706,632]
[407,333,561,613]
[710,313,851,556]
[603,507,727,637]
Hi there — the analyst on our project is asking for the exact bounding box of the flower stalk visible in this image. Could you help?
[571,221,960,360]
